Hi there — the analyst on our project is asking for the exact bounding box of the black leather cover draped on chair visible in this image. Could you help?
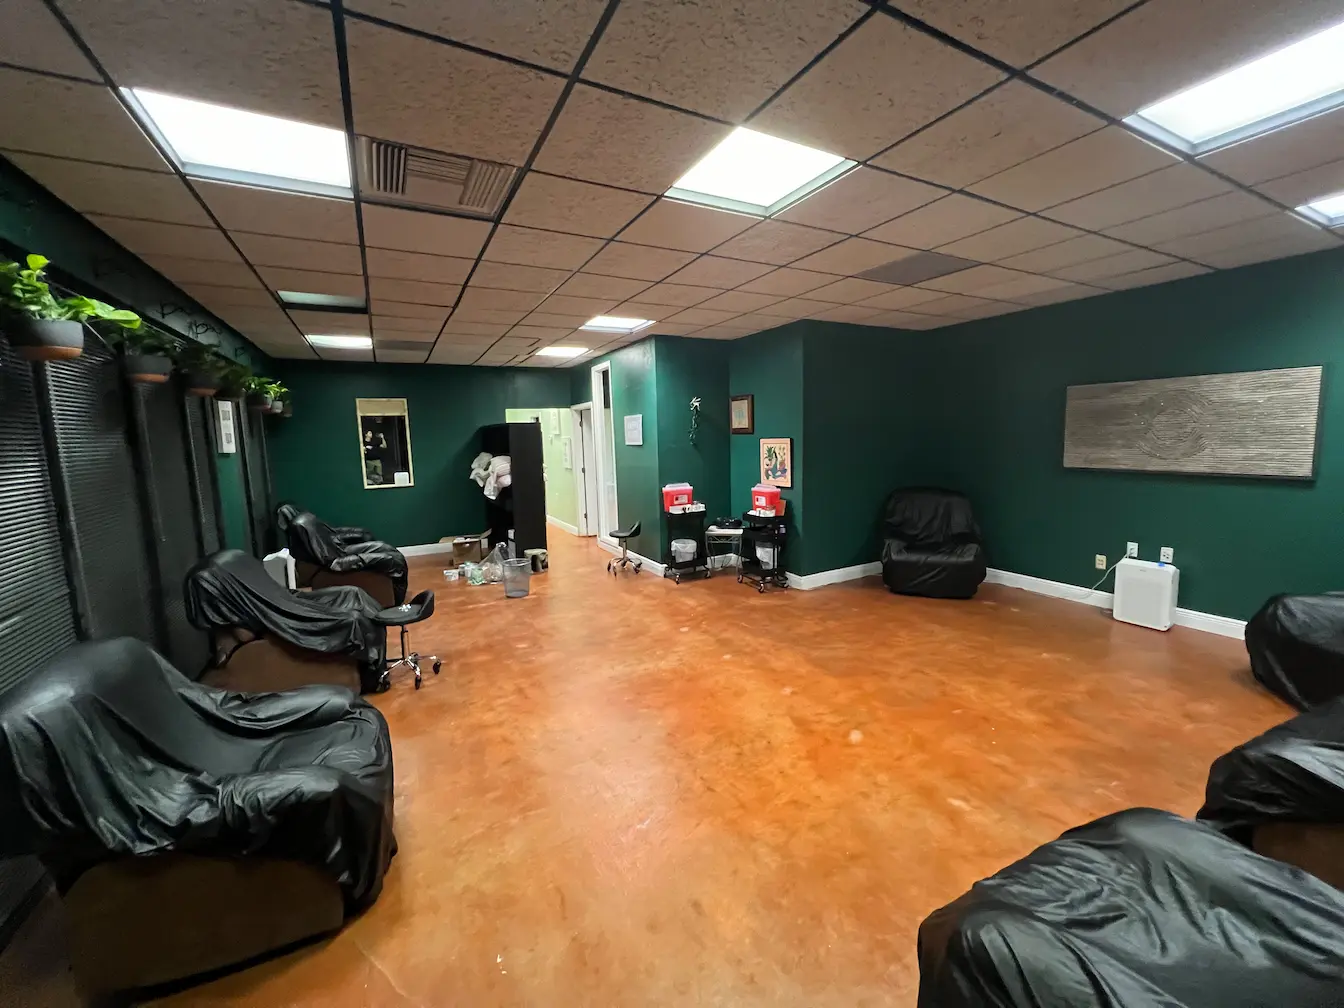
[276,503,374,547]
[284,510,408,604]
[185,549,387,692]
[0,638,396,911]
[917,808,1344,1008]
[880,488,986,599]
[1245,593,1344,709]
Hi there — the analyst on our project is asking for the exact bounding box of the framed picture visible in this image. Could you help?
[561,436,573,469]
[759,437,792,487]
[356,397,414,489]
[730,394,754,434]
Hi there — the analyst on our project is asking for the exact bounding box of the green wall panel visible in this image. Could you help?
[655,337,731,547]
[269,361,570,547]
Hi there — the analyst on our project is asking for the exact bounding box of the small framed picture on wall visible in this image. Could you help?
[730,394,754,434]
[760,437,792,487]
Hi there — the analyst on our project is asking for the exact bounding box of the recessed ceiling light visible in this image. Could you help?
[1298,190,1344,226]
[580,316,655,335]
[535,346,588,358]
[1125,19,1344,154]
[666,127,855,216]
[305,334,372,349]
[125,88,352,197]
[278,291,366,310]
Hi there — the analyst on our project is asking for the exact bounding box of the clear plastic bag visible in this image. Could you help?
[481,543,507,584]
[460,561,485,586]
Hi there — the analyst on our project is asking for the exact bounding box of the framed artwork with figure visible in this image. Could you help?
[730,394,754,434]
[759,437,792,487]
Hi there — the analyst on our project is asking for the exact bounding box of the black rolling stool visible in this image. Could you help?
[375,589,440,690]
[607,521,642,575]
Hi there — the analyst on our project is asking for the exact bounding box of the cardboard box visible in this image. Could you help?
[439,530,490,567]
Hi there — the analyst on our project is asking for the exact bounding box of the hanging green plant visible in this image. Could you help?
[264,380,289,415]
[0,253,141,361]
[216,360,251,401]
[104,324,176,384]
[244,375,277,411]
[174,340,227,396]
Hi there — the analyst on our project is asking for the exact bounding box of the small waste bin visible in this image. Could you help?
[671,538,698,563]
[503,558,531,598]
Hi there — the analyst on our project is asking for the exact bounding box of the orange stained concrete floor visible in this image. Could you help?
[140,531,1286,1007]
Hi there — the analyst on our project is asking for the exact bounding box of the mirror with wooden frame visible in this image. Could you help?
[356,398,414,489]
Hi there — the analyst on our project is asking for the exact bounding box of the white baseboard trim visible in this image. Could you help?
[547,516,580,536]
[399,542,456,557]
[786,561,883,591]
[984,567,1246,640]
[597,537,666,577]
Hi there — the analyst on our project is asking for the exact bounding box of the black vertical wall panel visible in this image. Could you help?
[239,407,271,556]
[133,380,208,675]
[45,337,156,642]
[186,399,221,555]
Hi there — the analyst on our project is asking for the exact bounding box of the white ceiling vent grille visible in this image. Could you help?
[356,136,516,219]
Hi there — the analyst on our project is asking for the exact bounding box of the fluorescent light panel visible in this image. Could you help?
[305,334,372,349]
[1298,190,1344,226]
[278,290,366,310]
[1125,19,1344,153]
[580,316,654,335]
[666,127,855,216]
[535,346,587,358]
[125,88,352,197]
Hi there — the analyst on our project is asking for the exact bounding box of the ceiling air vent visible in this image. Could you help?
[356,136,517,219]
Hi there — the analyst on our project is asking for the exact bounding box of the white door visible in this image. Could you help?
[572,404,600,536]
[590,363,619,546]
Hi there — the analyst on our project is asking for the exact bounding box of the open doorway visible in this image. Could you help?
[589,363,619,547]
[571,403,600,536]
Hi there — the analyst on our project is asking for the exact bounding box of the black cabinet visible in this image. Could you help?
[480,422,547,555]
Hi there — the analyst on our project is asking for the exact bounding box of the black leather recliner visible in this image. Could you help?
[880,488,986,599]
[0,638,395,997]
[1244,592,1344,709]
[282,508,409,607]
[276,502,375,547]
[185,548,388,693]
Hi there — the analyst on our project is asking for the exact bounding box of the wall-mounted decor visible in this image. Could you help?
[1063,366,1322,479]
[730,394,754,434]
[561,436,573,469]
[356,397,414,489]
[543,408,559,435]
[623,413,643,446]
[760,437,792,487]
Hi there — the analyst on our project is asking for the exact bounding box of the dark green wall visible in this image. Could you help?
[269,361,571,547]
[655,337,731,546]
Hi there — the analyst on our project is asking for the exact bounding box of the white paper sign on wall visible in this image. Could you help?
[216,399,237,454]
[623,413,643,446]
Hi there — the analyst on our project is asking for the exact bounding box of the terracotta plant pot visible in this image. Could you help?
[246,392,273,411]
[125,353,172,384]
[184,371,221,397]
[4,317,84,361]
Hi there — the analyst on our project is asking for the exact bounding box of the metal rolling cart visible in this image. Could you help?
[705,521,744,576]
[738,512,788,592]
[663,503,709,584]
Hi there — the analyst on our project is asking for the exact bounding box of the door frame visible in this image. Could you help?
[589,363,618,548]
[571,402,599,536]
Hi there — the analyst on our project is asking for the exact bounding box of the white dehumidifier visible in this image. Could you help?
[1112,558,1179,630]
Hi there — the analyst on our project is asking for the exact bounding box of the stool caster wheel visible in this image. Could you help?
[414,676,422,690]
[375,679,390,693]
[758,583,766,593]
[433,661,441,675]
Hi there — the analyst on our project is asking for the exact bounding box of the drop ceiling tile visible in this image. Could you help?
[855,285,949,310]
[345,0,605,72]
[232,233,363,274]
[866,309,943,328]
[195,182,358,243]
[969,127,1179,212]
[286,311,370,336]
[345,19,563,163]
[458,287,548,312]
[144,255,260,289]
[663,256,775,287]
[88,215,239,261]
[1033,0,1344,118]
[1256,160,1344,208]
[371,315,443,334]
[365,247,476,285]
[362,204,492,257]
[726,312,790,331]
[665,307,744,326]
[372,328,438,343]
[1012,284,1105,307]
[555,273,652,301]
[264,267,367,299]
[522,312,592,328]
[373,299,453,319]
[616,199,758,252]
[1200,105,1344,186]
[753,15,1006,161]
[872,82,1103,188]
[634,283,722,307]
[533,84,730,194]
[0,0,98,79]
[504,174,652,238]
[376,349,431,363]
[1195,229,1341,269]
[583,242,698,281]
[804,277,898,304]
[461,260,566,293]
[974,272,1079,302]
[367,276,460,305]
[605,301,690,321]
[1042,163,1235,232]
[441,321,511,337]
[5,153,209,225]
[915,263,1022,294]
[757,298,835,318]
[788,237,919,276]
[734,268,835,297]
[862,195,1020,248]
[1104,192,1278,245]
[429,346,487,365]
[644,323,703,336]
[1101,261,1211,290]
[883,313,955,330]
[691,291,783,313]
[584,0,865,121]
[774,167,941,235]
[997,233,1136,273]
[937,216,1083,262]
[315,346,375,362]
[904,293,1002,317]
[1051,248,1178,283]
[450,307,530,325]
[182,283,276,310]
[0,71,166,171]
[510,325,579,342]
[58,0,343,125]
[482,225,604,270]
[536,294,620,316]
[896,0,1142,67]
[1153,215,1334,263]
[710,220,846,266]
[808,304,883,323]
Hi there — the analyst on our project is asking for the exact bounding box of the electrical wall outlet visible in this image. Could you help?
[1126,542,1138,558]
[1095,554,1107,570]
[1159,546,1174,563]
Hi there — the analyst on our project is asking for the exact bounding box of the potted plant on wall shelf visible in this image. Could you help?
[244,375,275,411]
[266,381,289,415]
[174,341,226,396]
[0,253,142,361]
[217,361,250,401]
[109,325,176,384]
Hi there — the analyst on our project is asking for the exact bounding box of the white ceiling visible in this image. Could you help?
[2,0,1342,366]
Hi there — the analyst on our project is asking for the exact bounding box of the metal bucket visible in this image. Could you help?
[502,558,531,598]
